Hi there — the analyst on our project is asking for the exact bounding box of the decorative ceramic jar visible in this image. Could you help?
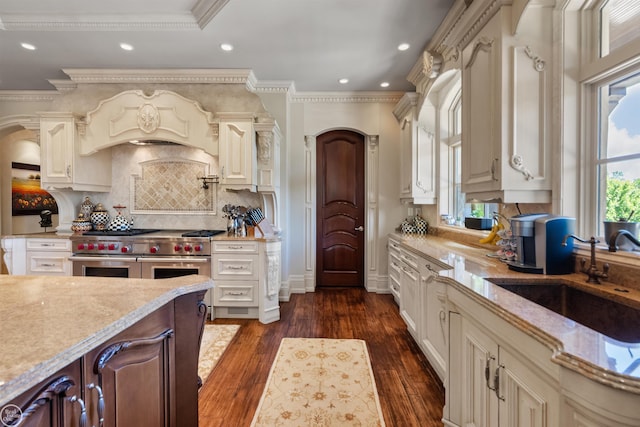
[414,216,429,235]
[90,203,109,231]
[80,196,94,217]
[108,205,131,231]
[71,213,93,233]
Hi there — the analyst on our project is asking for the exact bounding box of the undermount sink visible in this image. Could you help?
[487,279,640,343]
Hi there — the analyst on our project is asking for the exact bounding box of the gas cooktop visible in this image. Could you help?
[181,230,226,237]
[81,228,159,236]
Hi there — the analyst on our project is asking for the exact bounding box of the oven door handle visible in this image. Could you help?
[69,256,138,262]
[137,257,211,263]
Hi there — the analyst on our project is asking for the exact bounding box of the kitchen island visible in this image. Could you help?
[389,232,640,426]
[0,274,213,426]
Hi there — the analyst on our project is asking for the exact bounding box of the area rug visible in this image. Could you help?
[250,338,386,427]
[198,324,240,385]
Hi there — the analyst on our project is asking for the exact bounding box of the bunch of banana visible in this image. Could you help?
[479,222,504,245]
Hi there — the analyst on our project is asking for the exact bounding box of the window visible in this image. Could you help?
[595,71,640,229]
[584,0,640,237]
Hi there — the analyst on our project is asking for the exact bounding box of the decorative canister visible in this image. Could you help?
[400,218,416,234]
[80,196,94,217]
[108,205,131,232]
[414,216,429,235]
[71,213,93,233]
[90,203,110,231]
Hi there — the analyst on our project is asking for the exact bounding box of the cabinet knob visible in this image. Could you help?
[355,226,364,231]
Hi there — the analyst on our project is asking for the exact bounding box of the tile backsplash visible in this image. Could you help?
[83,143,261,230]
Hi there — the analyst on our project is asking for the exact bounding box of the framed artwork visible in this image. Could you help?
[11,162,59,216]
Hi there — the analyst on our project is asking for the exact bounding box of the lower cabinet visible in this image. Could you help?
[399,248,421,340]
[8,291,206,427]
[447,293,560,427]
[6,363,82,427]
[212,239,281,324]
[388,236,402,303]
[418,277,447,381]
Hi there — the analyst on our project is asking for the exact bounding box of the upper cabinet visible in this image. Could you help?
[218,114,257,191]
[393,93,437,204]
[461,4,552,203]
[40,112,112,192]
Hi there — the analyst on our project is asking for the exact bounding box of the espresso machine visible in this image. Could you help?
[508,214,575,274]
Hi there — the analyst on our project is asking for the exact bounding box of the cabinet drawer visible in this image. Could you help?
[389,275,401,300]
[213,240,259,254]
[399,248,420,270]
[389,254,402,282]
[213,254,259,279]
[26,238,71,251]
[213,281,258,306]
[27,251,71,275]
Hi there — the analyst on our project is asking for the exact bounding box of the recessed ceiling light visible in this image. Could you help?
[380,82,390,88]
[339,78,349,84]
[120,43,134,51]
[21,43,36,51]
[398,43,410,51]
[220,43,234,52]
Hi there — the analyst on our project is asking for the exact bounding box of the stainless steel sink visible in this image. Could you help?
[487,279,640,343]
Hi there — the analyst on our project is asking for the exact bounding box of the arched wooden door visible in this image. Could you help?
[316,130,365,287]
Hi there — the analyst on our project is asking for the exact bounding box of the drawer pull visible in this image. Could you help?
[41,263,56,267]
[227,291,247,296]
[227,265,247,270]
[227,245,245,250]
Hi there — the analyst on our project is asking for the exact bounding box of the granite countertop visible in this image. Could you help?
[390,232,640,394]
[0,274,213,405]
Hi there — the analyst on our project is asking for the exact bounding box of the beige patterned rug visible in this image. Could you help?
[250,338,386,427]
[198,324,240,386]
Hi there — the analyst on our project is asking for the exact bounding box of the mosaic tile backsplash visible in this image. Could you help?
[133,160,215,212]
[83,144,261,230]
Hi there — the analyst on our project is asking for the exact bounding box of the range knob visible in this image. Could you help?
[184,244,192,252]
[98,243,106,250]
[108,243,118,251]
[77,243,85,250]
[121,245,131,253]
[174,244,182,252]
[87,243,95,250]
[194,244,202,252]
[150,245,160,254]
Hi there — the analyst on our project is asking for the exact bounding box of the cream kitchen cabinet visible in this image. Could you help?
[218,115,257,191]
[446,286,560,427]
[460,4,552,203]
[393,93,437,204]
[26,238,72,276]
[399,246,421,340]
[418,270,447,381]
[1,236,71,276]
[388,236,402,303]
[212,238,281,324]
[39,112,111,192]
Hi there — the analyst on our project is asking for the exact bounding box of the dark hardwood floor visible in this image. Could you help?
[198,288,445,426]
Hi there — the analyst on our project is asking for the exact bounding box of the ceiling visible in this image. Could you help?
[0,0,454,93]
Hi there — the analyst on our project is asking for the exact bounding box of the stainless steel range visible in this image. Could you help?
[70,229,225,279]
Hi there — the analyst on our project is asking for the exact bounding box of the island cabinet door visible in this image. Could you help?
[7,361,82,427]
[83,304,176,427]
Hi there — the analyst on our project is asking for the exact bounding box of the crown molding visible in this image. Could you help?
[392,93,419,122]
[59,69,257,89]
[191,0,230,29]
[290,91,403,104]
[0,91,58,102]
[0,13,199,31]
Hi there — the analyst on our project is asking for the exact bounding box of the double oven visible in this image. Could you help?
[69,229,224,279]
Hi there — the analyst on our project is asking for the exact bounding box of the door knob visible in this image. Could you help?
[355,226,364,231]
